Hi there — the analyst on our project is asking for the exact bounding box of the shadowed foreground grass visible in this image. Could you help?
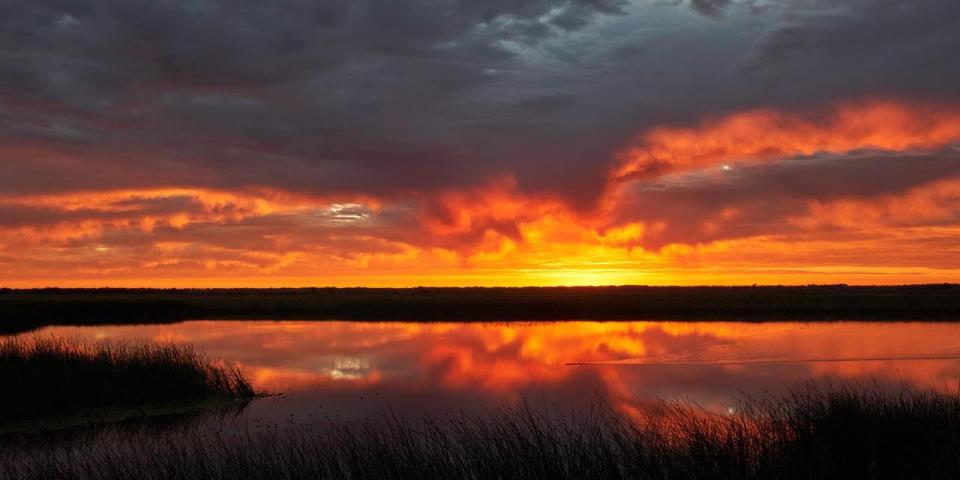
[0,336,254,427]
[3,383,960,479]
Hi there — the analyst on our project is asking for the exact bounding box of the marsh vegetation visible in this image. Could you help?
[2,383,960,479]
[0,336,254,430]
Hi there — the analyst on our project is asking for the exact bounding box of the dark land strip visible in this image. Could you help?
[2,285,959,333]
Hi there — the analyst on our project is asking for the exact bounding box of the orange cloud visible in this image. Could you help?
[612,100,960,183]
[420,178,572,238]
[0,188,377,244]
[792,178,960,230]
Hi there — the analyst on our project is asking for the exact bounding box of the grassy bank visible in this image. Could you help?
[2,285,960,333]
[0,337,255,429]
[2,383,960,479]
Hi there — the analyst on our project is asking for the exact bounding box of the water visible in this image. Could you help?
[24,320,960,426]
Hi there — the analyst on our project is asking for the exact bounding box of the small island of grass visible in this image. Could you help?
[0,336,256,432]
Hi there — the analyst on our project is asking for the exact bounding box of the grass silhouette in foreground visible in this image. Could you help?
[3,382,960,479]
[0,337,254,428]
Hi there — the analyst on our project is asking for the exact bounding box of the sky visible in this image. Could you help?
[2,0,960,287]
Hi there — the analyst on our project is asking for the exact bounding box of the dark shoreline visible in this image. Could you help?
[2,285,960,332]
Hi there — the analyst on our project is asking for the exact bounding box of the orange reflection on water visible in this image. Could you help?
[34,321,960,418]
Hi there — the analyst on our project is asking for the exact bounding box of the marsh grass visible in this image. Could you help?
[3,382,960,479]
[0,336,255,427]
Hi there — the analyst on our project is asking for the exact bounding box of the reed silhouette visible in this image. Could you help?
[0,336,254,427]
[2,382,959,479]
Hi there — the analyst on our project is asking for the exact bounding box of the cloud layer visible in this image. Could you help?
[1,0,959,286]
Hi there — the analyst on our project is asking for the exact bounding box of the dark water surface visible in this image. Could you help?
[22,320,960,426]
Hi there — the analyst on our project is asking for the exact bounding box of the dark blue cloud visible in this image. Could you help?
[0,0,957,215]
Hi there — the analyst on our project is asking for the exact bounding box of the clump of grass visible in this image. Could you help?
[3,382,960,479]
[0,336,255,425]
[640,381,960,479]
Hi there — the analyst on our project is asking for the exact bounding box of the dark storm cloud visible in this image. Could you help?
[0,0,626,96]
[0,0,958,211]
[0,0,633,200]
[0,0,562,89]
[688,0,733,18]
[746,0,960,102]
[514,93,579,114]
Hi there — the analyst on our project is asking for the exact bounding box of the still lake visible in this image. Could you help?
[26,320,960,423]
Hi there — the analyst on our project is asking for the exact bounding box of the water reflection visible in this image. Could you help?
[29,321,960,422]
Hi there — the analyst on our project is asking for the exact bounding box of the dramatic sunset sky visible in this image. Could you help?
[2,0,960,287]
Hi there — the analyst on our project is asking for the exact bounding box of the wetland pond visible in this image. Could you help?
[20,320,960,426]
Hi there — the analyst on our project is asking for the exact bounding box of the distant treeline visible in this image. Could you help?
[1,285,959,332]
